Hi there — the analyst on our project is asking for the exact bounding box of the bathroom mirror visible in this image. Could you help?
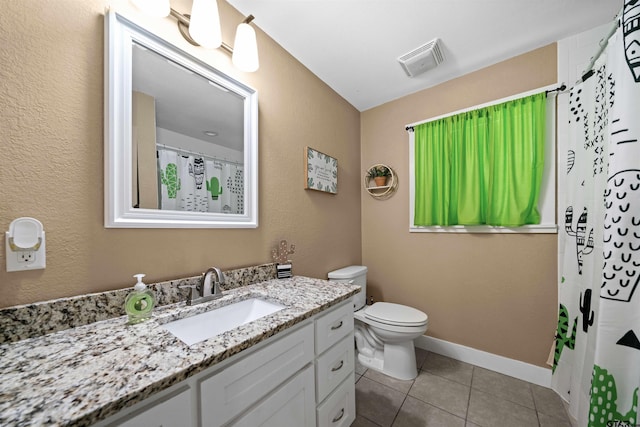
[105,11,258,228]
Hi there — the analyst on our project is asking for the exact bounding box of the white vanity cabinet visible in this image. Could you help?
[111,386,193,427]
[95,299,355,427]
[313,301,356,427]
[200,322,315,426]
[227,365,316,427]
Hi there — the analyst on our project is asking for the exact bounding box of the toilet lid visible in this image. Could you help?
[365,302,428,326]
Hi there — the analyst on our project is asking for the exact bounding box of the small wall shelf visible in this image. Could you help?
[364,164,398,199]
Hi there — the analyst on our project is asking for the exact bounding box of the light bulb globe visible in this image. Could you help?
[189,0,222,49]
[232,23,259,72]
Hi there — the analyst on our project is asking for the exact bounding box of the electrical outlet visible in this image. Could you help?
[18,251,35,263]
[6,231,46,272]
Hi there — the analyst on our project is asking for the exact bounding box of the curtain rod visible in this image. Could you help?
[545,83,567,95]
[157,144,242,166]
[405,82,561,132]
[579,6,623,83]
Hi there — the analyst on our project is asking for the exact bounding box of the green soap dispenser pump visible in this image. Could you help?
[125,274,155,324]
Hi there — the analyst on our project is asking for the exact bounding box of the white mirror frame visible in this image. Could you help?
[104,11,258,228]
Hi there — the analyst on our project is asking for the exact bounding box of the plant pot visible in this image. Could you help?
[374,176,387,186]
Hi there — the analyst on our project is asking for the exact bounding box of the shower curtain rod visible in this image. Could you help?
[578,6,623,83]
[157,144,242,166]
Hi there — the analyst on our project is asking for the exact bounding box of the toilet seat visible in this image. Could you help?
[364,302,428,327]
[354,303,428,335]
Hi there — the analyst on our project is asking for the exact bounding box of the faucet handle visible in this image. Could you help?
[178,284,198,304]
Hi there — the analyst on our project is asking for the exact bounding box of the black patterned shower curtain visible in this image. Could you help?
[552,3,640,426]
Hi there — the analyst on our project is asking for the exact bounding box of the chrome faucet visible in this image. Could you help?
[202,267,224,297]
[184,267,225,305]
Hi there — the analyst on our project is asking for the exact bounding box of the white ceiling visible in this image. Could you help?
[133,43,245,151]
[226,0,621,111]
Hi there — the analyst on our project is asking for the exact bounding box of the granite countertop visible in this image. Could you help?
[0,276,360,427]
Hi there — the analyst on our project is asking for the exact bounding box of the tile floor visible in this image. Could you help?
[351,348,574,427]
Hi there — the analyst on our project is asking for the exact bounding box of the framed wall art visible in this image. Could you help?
[304,146,338,194]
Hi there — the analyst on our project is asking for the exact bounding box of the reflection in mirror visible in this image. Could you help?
[105,11,258,228]
[132,43,244,214]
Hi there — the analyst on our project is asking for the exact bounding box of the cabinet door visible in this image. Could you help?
[315,334,355,402]
[111,387,192,427]
[201,322,314,426]
[316,373,355,427]
[229,365,315,427]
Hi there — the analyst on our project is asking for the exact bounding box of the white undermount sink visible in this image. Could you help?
[162,298,286,346]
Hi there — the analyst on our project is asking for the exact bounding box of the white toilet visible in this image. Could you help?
[328,265,428,380]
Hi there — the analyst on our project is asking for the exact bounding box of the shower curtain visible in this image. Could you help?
[158,149,178,211]
[157,149,243,214]
[177,155,196,211]
[158,151,208,212]
[553,7,640,427]
[205,159,224,213]
[220,163,244,214]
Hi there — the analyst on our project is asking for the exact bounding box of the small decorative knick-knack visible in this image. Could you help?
[272,240,295,279]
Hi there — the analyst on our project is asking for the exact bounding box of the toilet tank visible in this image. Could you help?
[328,265,367,311]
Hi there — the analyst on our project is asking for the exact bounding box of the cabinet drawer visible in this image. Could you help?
[110,387,192,427]
[316,373,356,427]
[228,365,315,427]
[315,301,353,355]
[200,322,314,427]
[315,334,354,402]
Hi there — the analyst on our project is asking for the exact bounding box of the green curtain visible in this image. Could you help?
[414,92,546,227]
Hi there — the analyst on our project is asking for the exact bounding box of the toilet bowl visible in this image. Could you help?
[328,266,428,381]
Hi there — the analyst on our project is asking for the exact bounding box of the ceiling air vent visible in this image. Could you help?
[397,38,444,78]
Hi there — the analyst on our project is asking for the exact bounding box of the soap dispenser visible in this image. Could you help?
[124,274,155,324]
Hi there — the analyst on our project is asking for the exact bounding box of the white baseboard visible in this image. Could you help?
[415,335,552,388]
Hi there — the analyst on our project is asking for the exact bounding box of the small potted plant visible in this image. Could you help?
[368,165,391,187]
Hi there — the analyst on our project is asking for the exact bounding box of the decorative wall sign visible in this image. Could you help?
[304,147,338,194]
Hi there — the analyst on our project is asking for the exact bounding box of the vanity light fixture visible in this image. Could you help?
[231,18,259,72]
[130,0,259,72]
[188,0,222,48]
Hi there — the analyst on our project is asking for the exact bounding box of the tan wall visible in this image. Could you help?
[0,0,559,368]
[361,44,558,367]
[0,0,361,308]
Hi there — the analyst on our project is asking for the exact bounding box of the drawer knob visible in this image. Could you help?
[331,360,344,372]
[332,408,345,423]
[330,320,343,330]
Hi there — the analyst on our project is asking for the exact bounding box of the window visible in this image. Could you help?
[408,87,557,233]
